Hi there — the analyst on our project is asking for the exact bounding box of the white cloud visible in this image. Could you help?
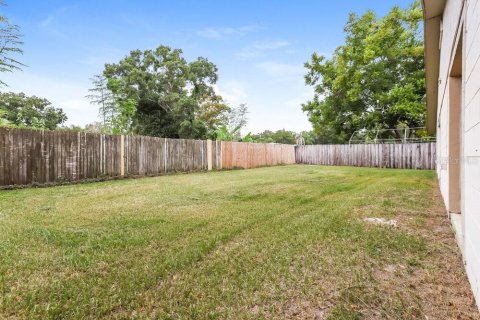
[251,40,290,50]
[214,80,248,106]
[40,16,55,28]
[40,6,71,28]
[118,13,156,33]
[196,24,262,39]
[79,48,125,68]
[247,112,312,134]
[236,40,291,60]
[245,87,312,133]
[213,78,312,134]
[285,87,314,109]
[255,61,304,78]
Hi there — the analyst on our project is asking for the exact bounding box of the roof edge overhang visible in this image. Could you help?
[422,0,446,135]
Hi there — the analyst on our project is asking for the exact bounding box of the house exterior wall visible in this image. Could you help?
[436,0,463,207]
[464,0,480,304]
[436,0,480,305]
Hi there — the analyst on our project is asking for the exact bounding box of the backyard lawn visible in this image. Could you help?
[0,165,478,319]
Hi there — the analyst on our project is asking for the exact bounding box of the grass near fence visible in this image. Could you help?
[0,165,477,319]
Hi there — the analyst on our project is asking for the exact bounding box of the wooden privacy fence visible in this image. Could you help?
[221,142,295,169]
[0,128,218,186]
[0,128,437,187]
[0,128,294,187]
[295,143,436,170]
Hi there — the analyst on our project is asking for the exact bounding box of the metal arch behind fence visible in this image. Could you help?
[348,127,436,145]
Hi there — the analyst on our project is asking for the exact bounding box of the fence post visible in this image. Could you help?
[219,141,223,170]
[164,138,167,173]
[120,135,125,176]
[207,139,213,171]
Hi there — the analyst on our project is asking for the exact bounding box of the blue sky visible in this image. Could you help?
[3,0,414,133]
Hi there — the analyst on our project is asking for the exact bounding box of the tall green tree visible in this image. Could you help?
[303,1,425,143]
[86,74,116,130]
[0,1,24,86]
[0,92,67,129]
[102,46,223,138]
[197,95,231,138]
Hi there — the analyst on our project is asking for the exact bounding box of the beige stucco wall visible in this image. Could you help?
[437,0,480,305]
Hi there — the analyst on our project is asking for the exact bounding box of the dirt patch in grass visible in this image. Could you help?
[329,180,479,320]
[402,184,478,319]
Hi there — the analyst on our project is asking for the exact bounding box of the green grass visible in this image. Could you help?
[0,165,476,319]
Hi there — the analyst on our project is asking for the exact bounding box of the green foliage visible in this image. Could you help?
[214,127,255,143]
[0,106,11,126]
[303,1,425,143]
[215,126,235,141]
[82,121,112,134]
[250,130,329,145]
[102,45,225,138]
[0,92,67,129]
[214,104,250,141]
[241,131,255,142]
[197,95,231,138]
[0,1,24,87]
[298,130,320,145]
[252,129,297,144]
[62,124,83,132]
[86,75,116,132]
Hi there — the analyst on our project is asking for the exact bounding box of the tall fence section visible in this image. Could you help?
[0,128,436,187]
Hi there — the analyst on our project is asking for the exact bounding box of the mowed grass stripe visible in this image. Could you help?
[0,165,477,319]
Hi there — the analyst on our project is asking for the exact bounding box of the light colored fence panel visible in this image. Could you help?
[220,141,296,169]
[295,143,436,170]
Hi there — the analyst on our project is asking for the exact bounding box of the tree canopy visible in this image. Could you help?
[197,95,231,138]
[302,1,425,143]
[100,45,227,139]
[0,0,24,87]
[86,74,116,130]
[251,129,297,144]
[0,92,67,129]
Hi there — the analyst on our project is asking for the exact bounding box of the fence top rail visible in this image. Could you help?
[0,127,301,147]
[297,142,436,146]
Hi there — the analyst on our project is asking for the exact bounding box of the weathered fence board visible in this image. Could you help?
[0,128,436,187]
[0,128,218,187]
[295,143,436,170]
[0,128,296,187]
